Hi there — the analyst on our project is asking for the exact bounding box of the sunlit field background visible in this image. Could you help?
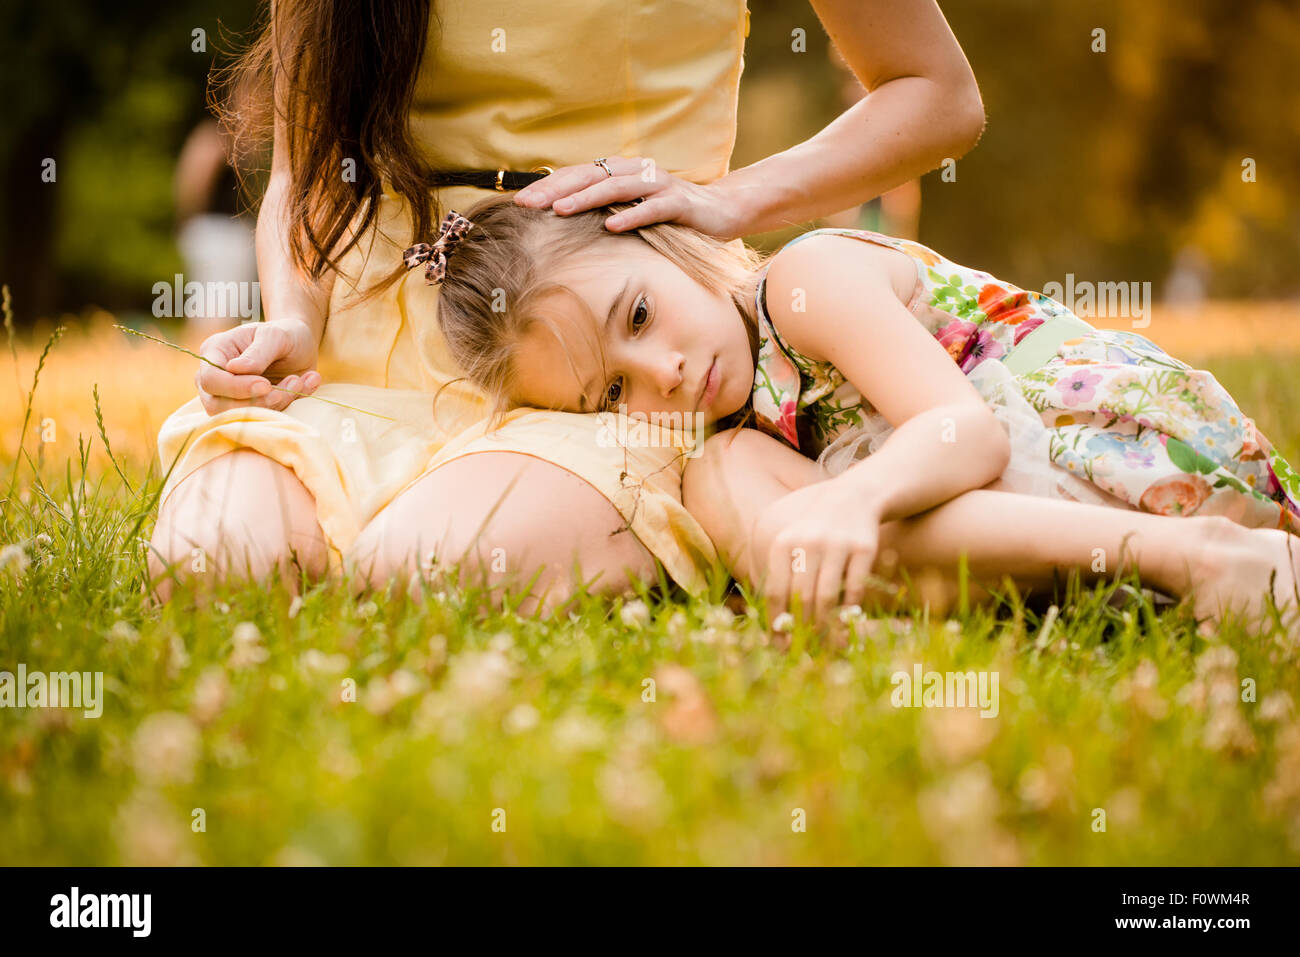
[3,0,1300,864]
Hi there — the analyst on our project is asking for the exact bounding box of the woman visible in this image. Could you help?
[147,0,985,614]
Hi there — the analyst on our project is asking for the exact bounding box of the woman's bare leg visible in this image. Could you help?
[684,428,1300,628]
[147,449,330,602]
[347,452,657,617]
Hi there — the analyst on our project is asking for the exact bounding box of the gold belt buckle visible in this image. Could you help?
[495,166,555,191]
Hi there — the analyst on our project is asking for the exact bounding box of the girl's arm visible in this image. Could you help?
[738,233,1009,621]
[763,232,1012,524]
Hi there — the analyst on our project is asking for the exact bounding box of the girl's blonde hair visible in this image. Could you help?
[434,193,771,422]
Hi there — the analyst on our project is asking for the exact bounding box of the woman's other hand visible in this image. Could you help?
[196,317,322,414]
[514,155,747,241]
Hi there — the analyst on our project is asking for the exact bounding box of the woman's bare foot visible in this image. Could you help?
[1188,519,1300,634]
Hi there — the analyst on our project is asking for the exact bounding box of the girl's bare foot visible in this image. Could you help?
[1188,520,1300,634]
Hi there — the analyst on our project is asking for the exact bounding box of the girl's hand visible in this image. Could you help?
[753,478,884,627]
[513,155,745,240]
[196,317,321,415]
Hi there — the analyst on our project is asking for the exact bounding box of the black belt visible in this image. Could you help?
[427,166,556,192]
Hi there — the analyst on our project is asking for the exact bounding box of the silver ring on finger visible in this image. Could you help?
[593,157,613,178]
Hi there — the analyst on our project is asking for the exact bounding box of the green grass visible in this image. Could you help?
[1,331,1299,865]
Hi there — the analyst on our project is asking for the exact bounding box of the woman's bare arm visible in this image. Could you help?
[195,61,334,413]
[255,62,333,345]
[719,0,984,236]
[520,0,984,240]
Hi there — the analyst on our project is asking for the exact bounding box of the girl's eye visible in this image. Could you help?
[631,296,650,331]
[604,376,624,409]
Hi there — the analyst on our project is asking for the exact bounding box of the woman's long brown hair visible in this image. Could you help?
[212,0,440,293]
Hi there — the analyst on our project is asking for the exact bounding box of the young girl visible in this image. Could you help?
[406,194,1300,632]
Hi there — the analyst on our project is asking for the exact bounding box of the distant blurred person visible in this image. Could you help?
[1164,245,1211,312]
[174,116,259,329]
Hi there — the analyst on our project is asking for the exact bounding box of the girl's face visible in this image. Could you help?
[510,238,756,424]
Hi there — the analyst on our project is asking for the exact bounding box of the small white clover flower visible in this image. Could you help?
[0,544,30,573]
[620,599,651,629]
[837,605,864,625]
[227,621,269,668]
[1259,691,1293,723]
[300,649,350,675]
[826,660,855,686]
[552,713,606,752]
[702,604,735,629]
[503,703,540,735]
[131,712,201,785]
[445,650,514,706]
[387,668,423,699]
[364,676,398,715]
[191,666,229,724]
[109,620,140,644]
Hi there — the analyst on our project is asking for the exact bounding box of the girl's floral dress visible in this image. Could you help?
[750,227,1300,533]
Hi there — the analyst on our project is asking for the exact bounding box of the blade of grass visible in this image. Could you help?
[92,383,133,494]
[6,322,65,502]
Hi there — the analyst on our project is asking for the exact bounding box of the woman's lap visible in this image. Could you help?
[152,427,672,612]
[347,451,657,615]
[153,383,721,605]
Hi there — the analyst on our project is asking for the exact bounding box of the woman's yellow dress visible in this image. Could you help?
[156,0,752,593]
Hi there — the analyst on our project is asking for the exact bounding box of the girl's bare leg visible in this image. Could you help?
[684,428,1300,629]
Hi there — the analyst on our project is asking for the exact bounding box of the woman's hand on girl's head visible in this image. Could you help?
[195,317,322,415]
[513,155,747,241]
[753,479,885,628]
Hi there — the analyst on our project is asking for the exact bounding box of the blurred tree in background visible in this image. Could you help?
[1,0,1297,324]
[0,0,257,323]
[935,0,1300,298]
[739,0,1300,298]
